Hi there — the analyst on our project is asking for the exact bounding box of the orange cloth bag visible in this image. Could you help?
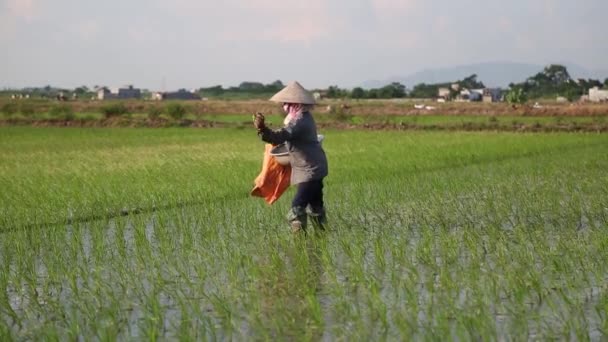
[250,144,292,204]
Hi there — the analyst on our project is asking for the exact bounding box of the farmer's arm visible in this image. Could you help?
[258,122,300,145]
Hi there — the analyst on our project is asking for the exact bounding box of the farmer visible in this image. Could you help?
[253,81,328,233]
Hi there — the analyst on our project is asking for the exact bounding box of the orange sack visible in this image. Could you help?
[250,144,291,205]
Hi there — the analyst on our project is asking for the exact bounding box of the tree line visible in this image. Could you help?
[2,65,607,101]
[507,65,607,102]
[323,65,607,101]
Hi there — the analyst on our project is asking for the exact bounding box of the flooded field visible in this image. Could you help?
[1,127,607,340]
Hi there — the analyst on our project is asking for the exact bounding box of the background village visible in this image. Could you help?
[3,64,608,105]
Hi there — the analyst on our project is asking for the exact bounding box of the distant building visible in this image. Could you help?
[97,85,141,100]
[152,89,201,101]
[589,87,608,102]
[482,88,503,103]
[313,91,328,101]
[457,88,502,102]
[437,87,451,99]
[467,89,484,102]
[471,90,483,101]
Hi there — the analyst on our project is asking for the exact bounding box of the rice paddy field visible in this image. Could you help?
[1,126,607,340]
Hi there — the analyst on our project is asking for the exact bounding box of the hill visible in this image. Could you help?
[363,62,608,89]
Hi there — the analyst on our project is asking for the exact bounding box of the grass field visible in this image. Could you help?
[1,127,607,340]
[3,99,608,133]
[199,113,608,127]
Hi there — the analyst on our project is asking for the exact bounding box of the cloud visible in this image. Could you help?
[497,17,513,32]
[3,0,36,21]
[542,0,557,17]
[127,24,155,43]
[370,0,418,11]
[159,0,339,44]
[433,15,450,33]
[236,0,330,43]
[74,20,100,40]
[242,0,325,12]
[260,20,327,43]
[244,0,333,43]
[366,0,426,35]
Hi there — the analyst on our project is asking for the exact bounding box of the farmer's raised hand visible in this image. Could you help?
[253,112,266,130]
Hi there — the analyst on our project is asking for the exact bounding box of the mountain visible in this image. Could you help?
[362,62,608,89]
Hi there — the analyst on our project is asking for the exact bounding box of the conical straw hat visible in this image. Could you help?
[269,81,316,104]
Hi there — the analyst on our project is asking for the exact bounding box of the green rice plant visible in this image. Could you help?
[100,103,129,118]
[49,104,75,120]
[165,103,187,120]
[147,105,163,120]
[1,103,18,117]
[19,102,36,117]
[0,127,607,340]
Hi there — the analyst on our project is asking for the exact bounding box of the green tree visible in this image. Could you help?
[378,86,392,99]
[586,79,603,89]
[563,87,580,102]
[506,87,527,104]
[327,86,345,98]
[460,74,485,89]
[410,83,438,99]
[351,87,365,99]
[74,85,89,96]
[367,89,378,99]
[238,82,265,93]
[265,80,284,92]
[199,85,224,96]
[511,64,578,99]
[376,82,406,98]
[386,82,406,98]
[542,64,571,84]
[604,78,608,88]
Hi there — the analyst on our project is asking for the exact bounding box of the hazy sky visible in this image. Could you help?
[1,0,607,89]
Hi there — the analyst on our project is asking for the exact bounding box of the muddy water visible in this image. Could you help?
[1,215,606,340]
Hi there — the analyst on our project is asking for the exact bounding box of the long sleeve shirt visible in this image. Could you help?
[258,111,328,184]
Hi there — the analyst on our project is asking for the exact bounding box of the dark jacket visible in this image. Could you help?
[259,111,328,184]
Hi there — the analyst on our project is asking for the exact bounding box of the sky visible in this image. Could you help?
[1,0,607,90]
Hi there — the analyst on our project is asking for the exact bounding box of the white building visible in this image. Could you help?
[97,85,141,100]
[437,87,451,99]
[151,89,201,101]
[589,87,608,102]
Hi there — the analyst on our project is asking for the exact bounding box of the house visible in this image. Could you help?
[482,88,503,103]
[456,88,502,102]
[97,85,141,100]
[151,92,163,101]
[97,88,111,100]
[589,87,608,102]
[468,89,484,102]
[457,89,476,101]
[152,89,201,101]
[313,91,328,101]
[437,87,451,99]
